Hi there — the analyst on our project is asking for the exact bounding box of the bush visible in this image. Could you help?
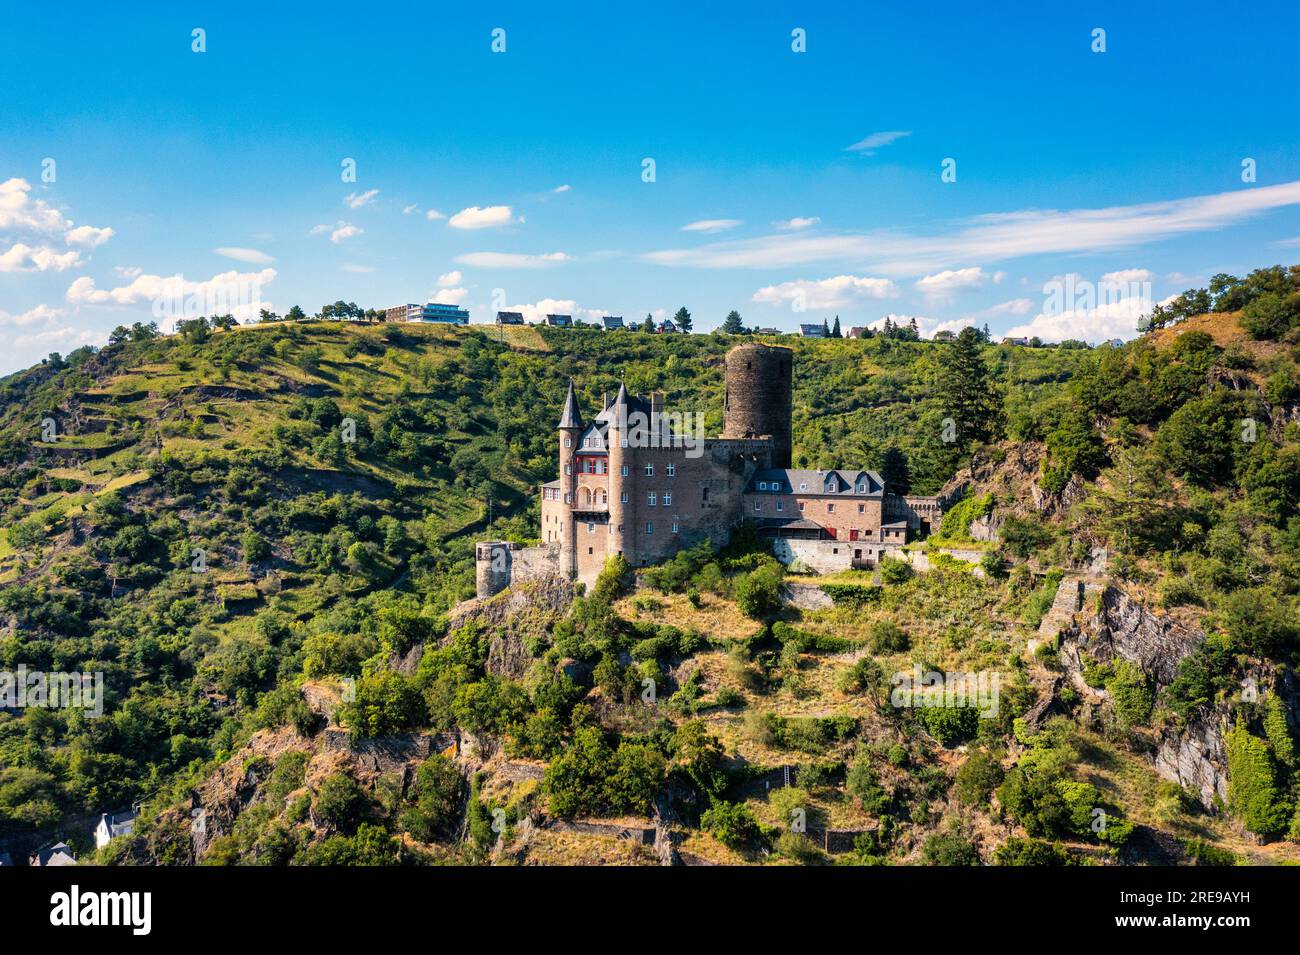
[921,829,979,865]
[1105,659,1154,729]
[314,773,368,834]
[867,621,909,654]
[1225,719,1290,837]
[994,837,1071,866]
[700,800,761,850]
[399,754,463,841]
[955,750,1004,807]
[736,562,784,619]
[878,557,913,585]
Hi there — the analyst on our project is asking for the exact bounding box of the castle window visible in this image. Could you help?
[672,522,679,534]
[565,464,571,475]
[563,493,570,503]
[858,484,866,493]
[644,464,654,476]
[702,487,709,501]
[663,492,672,506]
[799,482,807,491]
[753,501,761,512]
[597,461,606,474]
[827,503,835,513]
[858,504,865,514]
[798,501,805,512]
[565,438,572,448]
[776,501,784,512]
[646,522,653,535]
[666,463,676,477]
[648,492,657,506]
[588,523,595,533]
[621,492,629,503]
[621,465,629,476]
[759,481,767,490]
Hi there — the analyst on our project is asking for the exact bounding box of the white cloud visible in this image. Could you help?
[66,267,277,327]
[115,265,143,278]
[489,298,607,324]
[0,178,113,249]
[775,217,820,231]
[682,219,742,234]
[552,184,572,193]
[430,287,468,305]
[310,221,362,243]
[342,264,375,273]
[402,204,419,215]
[915,266,988,303]
[1004,295,1152,344]
[845,131,911,155]
[752,274,899,310]
[425,208,446,221]
[65,225,114,247]
[645,180,1300,276]
[437,270,462,287]
[344,189,379,209]
[0,243,82,272]
[13,326,102,349]
[0,303,64,326]
[984,298,1034,316]
[215,246,275,265]
[454,251,570,269]
[448,205,518,229]
[1101,268,1154,284]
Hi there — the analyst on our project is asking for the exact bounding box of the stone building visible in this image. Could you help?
[476,343,949,596]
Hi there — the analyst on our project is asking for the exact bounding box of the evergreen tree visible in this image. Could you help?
[642,313,655,332]
[879,445,911,495]
[832,315,842,338]
[722,310,744,334]
[674,306,693,333]
[822,318,830,337]
[934,326,1001,449]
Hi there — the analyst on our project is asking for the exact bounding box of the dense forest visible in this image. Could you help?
[2,262,1299,865]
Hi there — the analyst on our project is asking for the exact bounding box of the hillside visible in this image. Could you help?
[2,284,1300,867]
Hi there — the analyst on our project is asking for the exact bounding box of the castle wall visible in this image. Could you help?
[746,491,885,541]
[772,538,901,574]
[474,542,562,598]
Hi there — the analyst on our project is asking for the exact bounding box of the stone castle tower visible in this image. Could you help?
[721,342,793,469]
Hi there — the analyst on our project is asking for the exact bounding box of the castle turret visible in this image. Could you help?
[722,343,793,468]
[558,378,583,577]
[605,381,633,564]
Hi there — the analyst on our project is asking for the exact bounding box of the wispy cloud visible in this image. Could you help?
[0,303,64,326]
[845,131,911,155]
[752,275,898,310]
[682,219,742,234]
[310,221,362,243]
[774,217,820,231]
[646,180,1300,277]
[344,189,379,209]
[454,251,569,269]
[215,246,275,265]
[449,205,519,229]
[552,184,572,193]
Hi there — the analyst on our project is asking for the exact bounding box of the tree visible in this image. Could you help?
[721,310,744,334]
[933,326,1001,449]
[831,315,842,338]
[286,305,307,321]
[879,445,911,495]
[821,318,830,337]
[674,306,693,333]
[641,314,655,332]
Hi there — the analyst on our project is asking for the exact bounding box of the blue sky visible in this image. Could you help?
[2,0,1299,373]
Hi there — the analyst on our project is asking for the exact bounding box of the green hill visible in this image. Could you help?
[2,291,1300,866]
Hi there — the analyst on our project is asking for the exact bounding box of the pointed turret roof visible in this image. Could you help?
[558,378,583,429]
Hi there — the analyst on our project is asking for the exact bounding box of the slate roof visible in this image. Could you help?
[601,315,625,330]
[558,378,583,429]
[746,468,885,496]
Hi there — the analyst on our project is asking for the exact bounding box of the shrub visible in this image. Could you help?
[1105,659,1154,729]
[399,754,463,841]
[867,621,909,654]
[314,773,368,834]
[878,557,913,585]
[736,562,784,619]
[921,829,979,865]
[955,750,1004,807]
[700,800,761,850]
[1225,719,1290,837]
[994,838,1071,866]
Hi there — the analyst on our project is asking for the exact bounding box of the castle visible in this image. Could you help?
[476,343,948,598]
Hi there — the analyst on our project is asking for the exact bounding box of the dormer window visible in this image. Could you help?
[799,482,807,491]
[759,481,767,490]
[858,483,866,493]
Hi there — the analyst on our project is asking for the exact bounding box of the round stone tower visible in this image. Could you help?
[722,343,793,468]
[475,541,515,598]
